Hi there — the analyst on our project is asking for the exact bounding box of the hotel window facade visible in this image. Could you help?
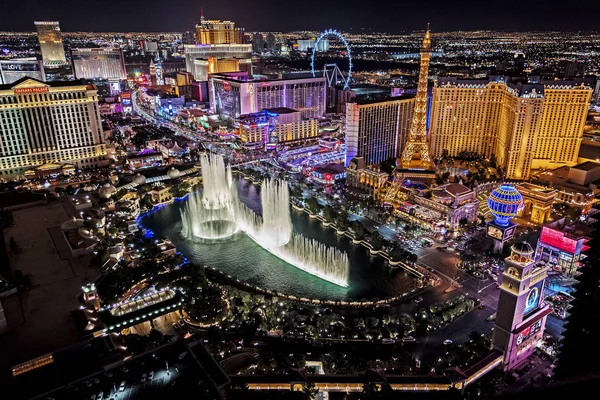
[0,78,107,176]
[71,48,127,80]
[429,78,592,179]
[345,97,414,166]
[209,76,326,122]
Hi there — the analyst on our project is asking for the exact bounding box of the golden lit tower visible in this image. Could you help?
[399,25,434,170]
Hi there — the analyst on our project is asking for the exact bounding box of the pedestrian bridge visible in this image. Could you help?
[231,351,504,393]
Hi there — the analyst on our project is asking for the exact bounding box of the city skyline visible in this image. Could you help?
[0,1,599,33]
[0,7,599,399]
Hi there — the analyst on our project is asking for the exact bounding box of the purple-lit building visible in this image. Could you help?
[492,242,550,370]
[237,108,319,149]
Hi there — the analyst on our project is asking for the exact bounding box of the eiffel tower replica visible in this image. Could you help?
[395,24,436,183]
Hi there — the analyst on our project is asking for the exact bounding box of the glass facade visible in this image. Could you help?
[34,21,67,65]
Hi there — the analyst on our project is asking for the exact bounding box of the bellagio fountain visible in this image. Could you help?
[180,154,349,287]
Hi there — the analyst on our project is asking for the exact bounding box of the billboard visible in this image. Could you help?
[515,318,543,347]
[539,226,579,254]
[0,60,44,84]
[523,280,543,316]
[487,222,516,242]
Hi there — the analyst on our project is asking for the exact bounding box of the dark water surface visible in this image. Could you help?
[139,179,417,300]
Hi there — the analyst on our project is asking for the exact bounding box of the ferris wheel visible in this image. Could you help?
[310,29,352,90]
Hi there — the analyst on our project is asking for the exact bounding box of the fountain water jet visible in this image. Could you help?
[180,155,349,287]
[180,154,239,241]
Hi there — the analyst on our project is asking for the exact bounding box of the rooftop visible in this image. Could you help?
[210,72,325,84]
[572,161,600,171]
[352,95,414,105]
[263,107,299,114]
[0,77,92,91]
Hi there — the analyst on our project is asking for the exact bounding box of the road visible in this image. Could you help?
[132,85,501,362]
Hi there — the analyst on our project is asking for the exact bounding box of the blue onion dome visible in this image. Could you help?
[488,185,523,226]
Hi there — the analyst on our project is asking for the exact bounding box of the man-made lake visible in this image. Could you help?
[139,179,418,301]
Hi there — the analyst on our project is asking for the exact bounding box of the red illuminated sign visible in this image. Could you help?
[539,227,578,254]
[14,86,48,94]
[325,173,333,181]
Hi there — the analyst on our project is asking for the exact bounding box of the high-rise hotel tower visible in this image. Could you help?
[34,21,67,65]
[429,76,592,179]
[0,78,107,176]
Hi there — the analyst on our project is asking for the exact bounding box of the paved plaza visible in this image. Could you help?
[0,200,100,374]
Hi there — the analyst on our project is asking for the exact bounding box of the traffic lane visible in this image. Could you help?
[417,250,463,281]
[411,306,496,362]
[450,274,500,315]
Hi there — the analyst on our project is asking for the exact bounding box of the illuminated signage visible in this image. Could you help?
[523,281,542,316]
[14,86,48,94]
[1,62,40,72]
[515,318,543,347]
[487,223,516,242]
[539,227,578,253]
[487,225,503,240]
[222,82,231,91]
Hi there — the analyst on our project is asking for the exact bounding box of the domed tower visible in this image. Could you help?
[487,185,523,253]
[492,242,550,370]
[133,173,147,186]
[167,167,181,179]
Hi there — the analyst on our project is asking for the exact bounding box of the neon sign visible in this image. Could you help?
[539,227,578,253]
[14,87,48,94]
[516,318,543,346]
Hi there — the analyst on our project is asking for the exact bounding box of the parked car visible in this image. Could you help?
[119,381,126,392]
[382,338,395,344]
[402,336,416,342]
[148,371,154,380]
[443,339,453,345]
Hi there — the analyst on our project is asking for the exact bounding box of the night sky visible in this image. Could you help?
[1,0,599,32]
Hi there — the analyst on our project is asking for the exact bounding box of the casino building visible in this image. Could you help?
[0,78,107,176]
[536,218,591,277]
[70,48,127,80]
[237,107,319,147]
[0,59,45,85]
[429,76,593,179]
[492,242,550,370]
[209,73,326,122]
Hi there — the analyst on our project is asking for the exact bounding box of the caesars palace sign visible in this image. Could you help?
[13,87,49,94]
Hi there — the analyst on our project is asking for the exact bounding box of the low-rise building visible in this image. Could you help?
[238,108,319,148]
[567,161,600,185]
[345,157,388,196]
[536,218,591,276]
[126,149,164,170]
[150,186,172,204]
[534,165,598,215]
[515,183,557,224]
[411,183,480,231]
[311,163,346,185]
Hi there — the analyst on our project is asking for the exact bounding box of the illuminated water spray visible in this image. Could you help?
[180,154,349,287]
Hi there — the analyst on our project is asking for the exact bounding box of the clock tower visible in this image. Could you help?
[492,242,551,370]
